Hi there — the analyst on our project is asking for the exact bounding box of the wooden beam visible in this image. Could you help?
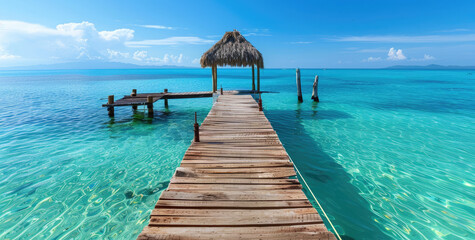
[257,67,260,93]
[147,95,154,117]
[312,75,319,102]
[215,66,218,93]
[252,65,255,92]
[108,95,114,117]
[211,66,216,92]
[296,68,303,102]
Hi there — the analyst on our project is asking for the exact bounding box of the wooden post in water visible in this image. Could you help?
[147,95,154,117]
[258,94,263,111]
[252,65,255,92]
[296,68,303,102]
[257,66,260,93]
[108,95,114,117]
[220,85,223,95]
[164,89,169,108]
[311,75,319,102]
[131,89,137,110]
[194,112,200,142]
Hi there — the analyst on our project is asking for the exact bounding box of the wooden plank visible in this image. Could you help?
[148,214,323,227]
[151,208,317,217]
[159,190,308,201]
[156,199,314,209]
[169,177,300,185]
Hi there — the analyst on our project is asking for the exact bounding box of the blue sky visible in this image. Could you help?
[0,0,474,68]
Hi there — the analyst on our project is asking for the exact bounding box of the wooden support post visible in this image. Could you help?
[194,112,200,142]
[131,90,137,110]
[164,89,169,108]
[220,85,223,95]
[214,66,218,92]
[258,94,263,111]
[296,68,303,102]
[108,95,114,117]
[252,65,255,92]
[257,66,260,93]
[147,95,154,117]
[211,66,217,92]
[311,75,319,102]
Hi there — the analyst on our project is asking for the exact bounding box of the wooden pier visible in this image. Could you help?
[102,90,265,117]
[137,94,336,239]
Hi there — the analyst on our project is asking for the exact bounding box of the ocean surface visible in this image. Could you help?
[0,68,473,240]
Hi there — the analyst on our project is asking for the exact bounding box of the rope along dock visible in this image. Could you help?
[137,94,336,240]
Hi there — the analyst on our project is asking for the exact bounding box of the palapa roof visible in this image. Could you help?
[200,30,264,68]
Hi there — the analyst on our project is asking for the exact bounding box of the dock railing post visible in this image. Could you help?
[147,95,154,117]
[131,89,138,110]
[220,85,223,95]
[164,89,169,108]
[258,94,263,111]
[296,68,303,102]
[311,75,319,102]
[194,112,200,142]
[108,95,114,117]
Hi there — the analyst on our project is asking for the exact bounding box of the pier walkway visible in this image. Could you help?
[137,94,336,240]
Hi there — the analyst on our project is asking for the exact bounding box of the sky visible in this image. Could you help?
[0,0,474,68]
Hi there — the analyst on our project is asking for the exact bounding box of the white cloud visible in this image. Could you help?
[409,54,436,62]
[423,54,435,60]
[365,57,382,62]
[99,29,134,41]
[107,49,130,59]
[132,50,148,61]
[126,37,214,47]
[387,48,406,60]
[0,20,135,63]
[333,34,475,43]
[0,47,20,60]
[131,50,184,65]
[192,58,200,64]
[0,20,204,66]
[139,25,174,30]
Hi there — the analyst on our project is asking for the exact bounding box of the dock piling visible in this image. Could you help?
[107,95,114,117]
[258,94,263,111]
[296,68,303,102]
[312,75,319,102]
[164,89,169,108]
[131,89,137,97]
[252,65,255,92]
[147,95,154,117]
[220,85,223,95]
[194,112,200,142]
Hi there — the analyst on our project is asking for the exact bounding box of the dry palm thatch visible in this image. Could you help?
[200,30,264,68]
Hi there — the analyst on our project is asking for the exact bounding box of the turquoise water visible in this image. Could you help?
[0,69,473,239]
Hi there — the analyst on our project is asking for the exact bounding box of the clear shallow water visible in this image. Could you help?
[0,68,473,239]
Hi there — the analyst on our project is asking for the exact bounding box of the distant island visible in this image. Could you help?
[385,64,475,70]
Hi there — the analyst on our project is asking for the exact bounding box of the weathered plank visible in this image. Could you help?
[137,94,335,239]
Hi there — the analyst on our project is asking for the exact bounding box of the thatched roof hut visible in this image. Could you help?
[200,30,264,68]
[200,30,263,93]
